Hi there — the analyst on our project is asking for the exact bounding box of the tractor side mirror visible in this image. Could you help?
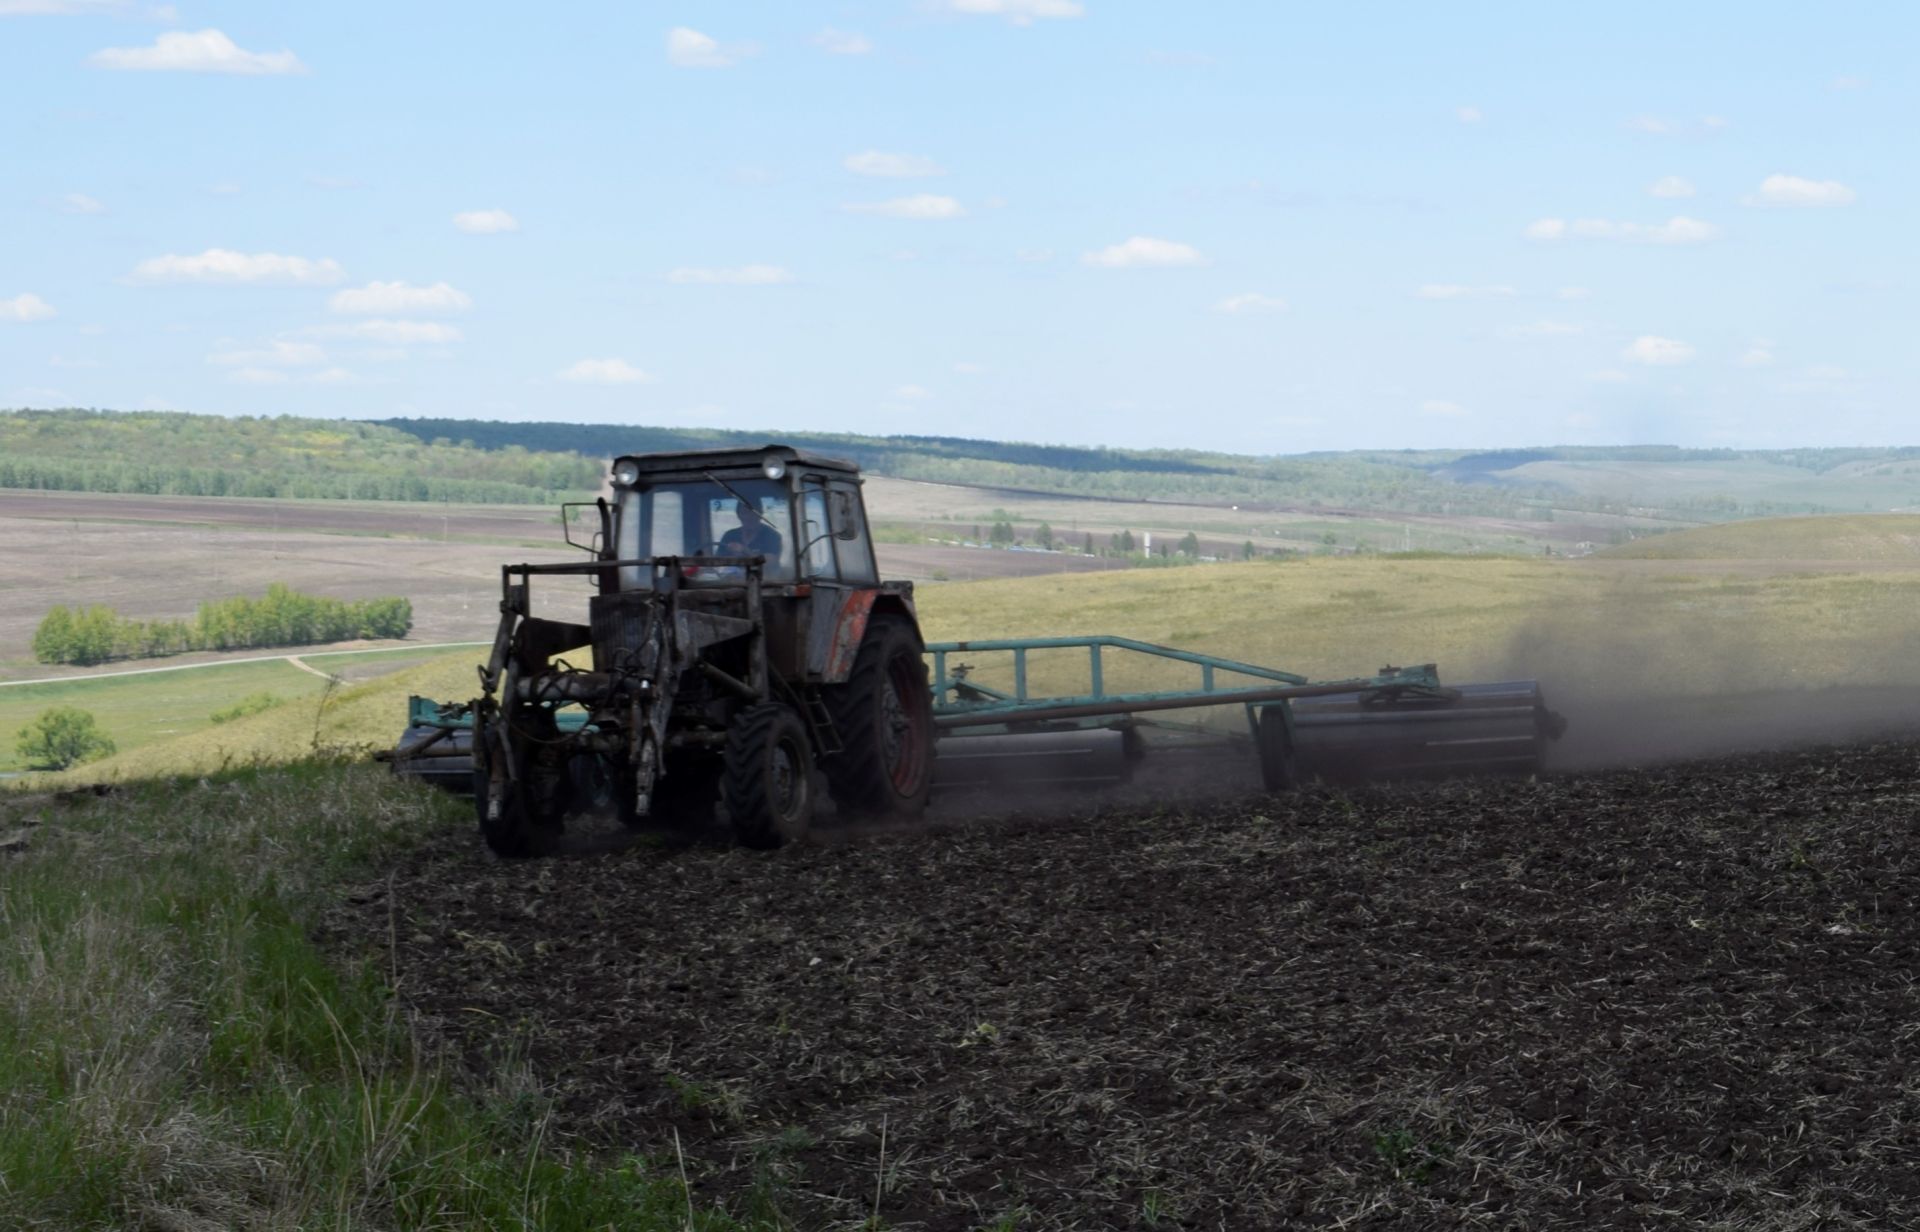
[830,491,860,540]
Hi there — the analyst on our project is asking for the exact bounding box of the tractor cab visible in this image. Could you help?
[607,446,877,591]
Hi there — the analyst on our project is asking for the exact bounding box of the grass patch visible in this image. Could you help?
[19,650,481,787]
[0,660,333,773]
[0,762,750,1230]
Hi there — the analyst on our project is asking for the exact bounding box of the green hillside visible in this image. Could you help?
[9,406,1920,529]
[1606,515,1920,561]
[0,408,599,503]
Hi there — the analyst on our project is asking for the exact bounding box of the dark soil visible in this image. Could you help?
[352,743,1920,1229]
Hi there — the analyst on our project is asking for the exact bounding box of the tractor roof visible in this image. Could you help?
[614,443,862,479]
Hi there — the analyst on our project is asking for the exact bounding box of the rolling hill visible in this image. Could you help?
[1606,514,1920,561]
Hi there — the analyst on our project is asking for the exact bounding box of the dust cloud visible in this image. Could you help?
[1497,580,1920,772]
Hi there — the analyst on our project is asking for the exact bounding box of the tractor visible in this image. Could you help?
[466,445,932,856]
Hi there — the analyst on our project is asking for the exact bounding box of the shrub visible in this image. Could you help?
[14,707,117,770]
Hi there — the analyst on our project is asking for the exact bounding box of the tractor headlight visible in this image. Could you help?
[761,455,787,481]
[611,459,641,487]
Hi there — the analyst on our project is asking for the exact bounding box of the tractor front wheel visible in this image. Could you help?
[822,615,934,818]
[722,703,814,849]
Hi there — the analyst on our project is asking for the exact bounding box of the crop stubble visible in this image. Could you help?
[351,742,1920,1230]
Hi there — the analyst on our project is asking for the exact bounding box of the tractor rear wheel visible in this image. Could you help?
[722,703,814,849]
[473,711,567,857]
[822,615,933,818]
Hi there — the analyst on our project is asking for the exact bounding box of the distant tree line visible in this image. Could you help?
[32,584,411,666]
[379,418,1235,478]
[0,409,601,504]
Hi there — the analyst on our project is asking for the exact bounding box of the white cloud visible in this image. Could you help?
[1415,283,1516,300]
[89,28,306,75]
[893,384,932,399]
[209,339,327,367]
[1748,174,1856,207]
[1648,175,1695,199]
[945,0,1084,23]
[812,28,872,55]
[667,26,749,68]
[1525,216,1718,244]
[1556,286,1591,301]
[0,293,57,322]
[131,249,345,285]
[1622,335,1695,366]
[309,367,355,385]
[227,366,289,385]
[665,265,794,285]
[453,208,519,234]
[1419,399,1468,417]
[1738,342,1776,367]
[313,320,464,345]
[60,192,105,215]
[559,358,654,385]
[1456,105,1483,124]
[327,280,471,315]
[1215,292,1288,314]
[1015,248,1054,263]
[844,194,966,220]
[1830,75,1867,91]
[953,361,986,374]
[843,150,946,178]
[1506,321,1584,337]
[1082,236,1207,268]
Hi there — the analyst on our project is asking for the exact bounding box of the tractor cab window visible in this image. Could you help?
[830,482,878,584]
[615,478,796,588]
[799,488,836,578]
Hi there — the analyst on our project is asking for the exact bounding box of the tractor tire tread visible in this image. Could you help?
[722,702,812,849]
[821,615,934,818]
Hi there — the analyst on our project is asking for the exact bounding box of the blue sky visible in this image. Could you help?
[1,1,1910,453]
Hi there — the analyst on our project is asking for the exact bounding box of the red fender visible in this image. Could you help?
[824,590,880,682]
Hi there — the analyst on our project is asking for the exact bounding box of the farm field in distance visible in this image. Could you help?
[22,510,1920,791]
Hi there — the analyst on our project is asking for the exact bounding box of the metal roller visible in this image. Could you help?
[390,722,477,791]
[932,727,1135,791]
[1288,680,1566,781]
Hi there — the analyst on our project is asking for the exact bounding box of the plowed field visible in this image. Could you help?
[355,743,1920,1229]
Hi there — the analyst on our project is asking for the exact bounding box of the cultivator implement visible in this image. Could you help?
[924,636,1564,791]
[393,635,1565,799]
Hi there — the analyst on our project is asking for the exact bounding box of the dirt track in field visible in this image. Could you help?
[353,743,1920,1230]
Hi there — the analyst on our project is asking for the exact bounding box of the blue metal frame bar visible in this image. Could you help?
[925,635,1439,730]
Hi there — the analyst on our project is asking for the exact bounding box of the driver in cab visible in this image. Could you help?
[718,499,783,560]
